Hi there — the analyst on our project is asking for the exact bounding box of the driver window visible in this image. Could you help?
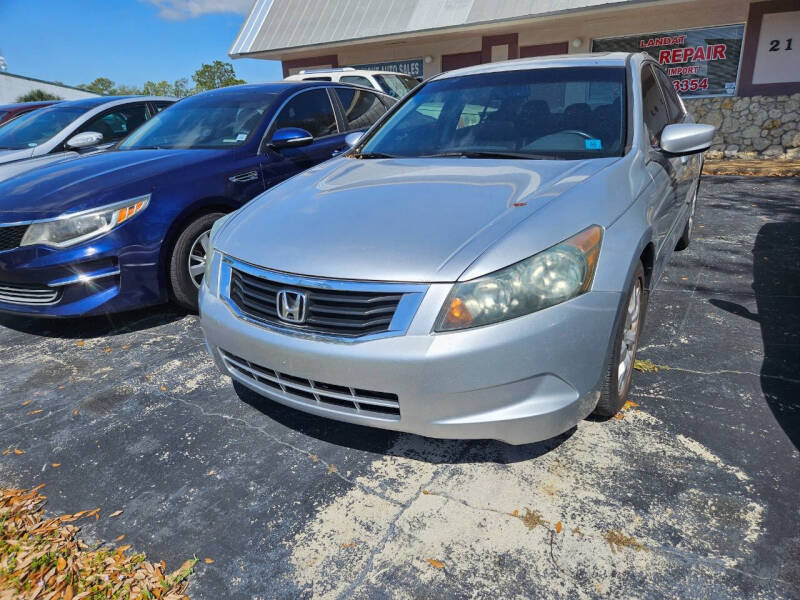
[641,65,669,147]
[272,89,337,138]
[77,103,149,144]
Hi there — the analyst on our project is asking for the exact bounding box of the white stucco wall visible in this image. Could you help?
[0,73,98,103]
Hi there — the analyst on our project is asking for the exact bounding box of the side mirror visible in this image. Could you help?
[344,132,363,148]
[65,131,104,149]
[269,127,313,150]
[660,123,715,156]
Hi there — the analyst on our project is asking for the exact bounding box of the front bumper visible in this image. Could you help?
[0,236,164,317]
[200,282,622,445]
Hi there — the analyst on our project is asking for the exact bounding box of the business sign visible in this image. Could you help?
[350,58,424,78]
[592,25,745,97]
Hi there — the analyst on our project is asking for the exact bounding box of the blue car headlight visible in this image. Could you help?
[435,226,603,331]
[21,195,150,248]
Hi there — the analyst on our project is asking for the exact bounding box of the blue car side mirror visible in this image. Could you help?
[269,127,314,150]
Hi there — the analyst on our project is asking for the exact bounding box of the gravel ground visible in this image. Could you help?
[0,175,798,599]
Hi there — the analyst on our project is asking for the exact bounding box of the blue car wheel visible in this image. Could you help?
[168,211,226,311]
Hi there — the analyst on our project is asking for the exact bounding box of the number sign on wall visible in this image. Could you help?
[752,11,799,84]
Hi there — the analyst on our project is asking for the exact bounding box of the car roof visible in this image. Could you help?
[50,95,176,109]
[436,52,633,80]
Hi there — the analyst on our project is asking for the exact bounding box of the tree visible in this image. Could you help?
[80,77,116,95]
[116,84,143,95]
[192,61,245,92]
[16,89,62,102]
[171,77,191,98]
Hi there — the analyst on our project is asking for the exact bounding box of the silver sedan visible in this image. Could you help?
[199,52,714,445]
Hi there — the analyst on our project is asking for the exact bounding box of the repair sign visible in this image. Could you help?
[592,24,745,97]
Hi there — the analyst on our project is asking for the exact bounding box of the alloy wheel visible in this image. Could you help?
[617,279,641,395]
[187,230,210,289]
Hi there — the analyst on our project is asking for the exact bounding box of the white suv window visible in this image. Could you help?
[340,75,374,89]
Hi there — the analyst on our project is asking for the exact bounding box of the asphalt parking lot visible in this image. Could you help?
[0,175,798,599]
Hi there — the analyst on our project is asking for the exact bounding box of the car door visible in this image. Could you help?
[331,86,391,143]
[640,64,679,275]
[653,67,697,238]
[260,87,346,188]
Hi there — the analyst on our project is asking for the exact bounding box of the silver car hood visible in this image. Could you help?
[219,157,617,283]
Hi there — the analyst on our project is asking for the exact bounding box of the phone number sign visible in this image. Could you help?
[592,24,745,97]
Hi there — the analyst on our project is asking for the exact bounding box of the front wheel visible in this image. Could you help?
[594,262,647,417]
[168,212,226,312]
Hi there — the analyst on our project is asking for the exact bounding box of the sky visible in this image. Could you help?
[0,0,283,89]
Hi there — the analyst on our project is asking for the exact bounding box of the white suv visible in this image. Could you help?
[285,68,419,99]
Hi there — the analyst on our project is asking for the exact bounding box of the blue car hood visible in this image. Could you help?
[0,149,226,222]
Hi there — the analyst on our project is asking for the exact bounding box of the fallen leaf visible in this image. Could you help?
[622,400,639,411]
[207,469,216,476]
[327,464,338,475]
[51,463,61,468]
[22,399,32,406]
[203,557,214,564]
[57,556,66,571]
[2,448,10,455]
[422,489,430,495]
[511,509,519,517]
[13,448,23,455]
[555,521,563,534]
[115,534,126,542]
[160,385,167,391]
[340,543,356,549]
[28,409,44,415]
[426,558,445,569]
[121,344,130,350]
[308,454,318,462]
[77,340,84,346]
[614,413,625,420]
[109,509,123,518]
[73,409,79,416]
[105,347,111,353]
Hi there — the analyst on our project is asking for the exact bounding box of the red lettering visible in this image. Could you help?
[659,49,671,63]
[683,47,695,62]
[671,48,682,63]
[713,44,726,60]
[693,45,705,61]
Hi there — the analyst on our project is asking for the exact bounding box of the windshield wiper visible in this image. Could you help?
[420,151,554,160]
[352,151,396,159]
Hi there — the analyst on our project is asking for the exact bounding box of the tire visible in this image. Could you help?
[675,180,699,251]
[168,211,226,312]
[593,262,647,417]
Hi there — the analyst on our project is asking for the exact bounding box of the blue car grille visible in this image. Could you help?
[0,225,28,251]
[221,350,401,419]
[229,268,403,337]
[0,282,61,305]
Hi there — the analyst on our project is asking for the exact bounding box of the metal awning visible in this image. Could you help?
[230,0,660,57]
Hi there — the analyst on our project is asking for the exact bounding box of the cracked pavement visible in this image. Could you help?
[0,175,798,599]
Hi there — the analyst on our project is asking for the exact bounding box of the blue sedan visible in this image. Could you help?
[0,82,393,315]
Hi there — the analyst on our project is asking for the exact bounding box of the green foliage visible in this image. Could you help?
[192,60,245,92]
[76,61,246,100]
[16,89,62,102]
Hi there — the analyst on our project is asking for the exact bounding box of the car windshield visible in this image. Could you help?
[0,111,8,123]
[0,105,89,149]
[119,91,279,150]
[374,74,419,98]
[360,67,626,160]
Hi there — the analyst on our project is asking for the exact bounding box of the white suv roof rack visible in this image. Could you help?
[298,67,356,75]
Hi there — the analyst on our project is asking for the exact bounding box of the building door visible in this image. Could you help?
[519,41,569,58]
[441,51,482,72]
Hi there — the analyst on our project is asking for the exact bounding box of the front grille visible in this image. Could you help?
[222,350,401,419]
[0,225,28,252]
[0,282,60,305]
[230,268,403,337]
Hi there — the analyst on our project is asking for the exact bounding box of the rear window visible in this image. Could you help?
[333,88,387,131]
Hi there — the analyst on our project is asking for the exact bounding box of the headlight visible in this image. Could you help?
[435,225,603,331]
[21,195,150,248]
[202,212,233,293]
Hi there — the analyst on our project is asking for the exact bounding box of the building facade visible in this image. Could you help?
[0,72,98,104]
[231,0,800,159]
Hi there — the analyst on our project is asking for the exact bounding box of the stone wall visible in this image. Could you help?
[684,94,800,160]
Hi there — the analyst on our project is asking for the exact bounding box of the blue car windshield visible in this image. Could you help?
[120,91,279,150]
[0,106,89,149]
[360,67,626,160]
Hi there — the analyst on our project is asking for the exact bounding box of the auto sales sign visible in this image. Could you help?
[592,24,745,97]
